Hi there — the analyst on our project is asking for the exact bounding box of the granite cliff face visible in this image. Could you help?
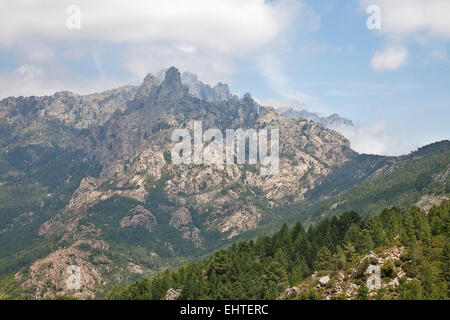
[0,85,137,130]
[35,67,354,246]
[181,72,233,103]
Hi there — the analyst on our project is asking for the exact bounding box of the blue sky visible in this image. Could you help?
[0,0,449,155]
[232,0,450,155]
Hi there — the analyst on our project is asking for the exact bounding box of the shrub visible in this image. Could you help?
[354,259,369,280]
[357,284,369,300]
[402,262,419,278]
[381,261,395,278]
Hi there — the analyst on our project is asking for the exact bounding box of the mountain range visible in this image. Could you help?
[0,67,448,299]
[277,107,354,131]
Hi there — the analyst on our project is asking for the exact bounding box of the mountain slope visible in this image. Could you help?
[0,67,448,299]
[105,200,449,300]
[303,140,450,223]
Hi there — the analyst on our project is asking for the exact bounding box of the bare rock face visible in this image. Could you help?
[37,73,355,246]
[279,107,354,131]
[127,263,143,274]
[165,288,181,300]
[181,71,232,103]
[220,205,261,239]
[17,245,104,300]
[416,194,449,212]
[169,208,192,229]
[0,86,137,130]
[120,205,157,231]
[281,246,407,300]
[169,208,204,247]
[134,73,160,101]
[319,275,330,286]
[157,67,188,105]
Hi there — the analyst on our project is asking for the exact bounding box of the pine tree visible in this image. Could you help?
[334,246,347,270]
[398,279,422,300]
[357,283,369,300]
[316,246,332,270]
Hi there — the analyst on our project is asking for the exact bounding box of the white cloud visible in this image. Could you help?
[263,98,416,156]
[26,46,54,62]
[123,44,236,85]
[359,0,450,70]
[14,65,45,83]
[359,0,450,39]
[0,0,296,49]
[261,98,310,112]
[0,64,125,98]
[331,120,417,156]
[370,47,409,72]
[258,54,322,112]
[0,0,302,96]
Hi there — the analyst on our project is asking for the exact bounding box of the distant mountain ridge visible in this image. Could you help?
[181,72,234,103]
[278,107,354,130]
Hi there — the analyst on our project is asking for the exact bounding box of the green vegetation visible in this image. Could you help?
[0,278,26,300]
[0,133,447,299]
[306,141,450,220]
[223,141,449,251]
[0,147,101,277]
[105,201,449,300]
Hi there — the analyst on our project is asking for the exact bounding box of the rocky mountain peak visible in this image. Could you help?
[259,105,276,116]
[135,73,160,100]
[127,67,187,113]
[158,67,187,102]
[181,71,198,82]
[53,91,78,98]
[164,66,182,84]
[180,71,232,103]
[212,82,231,101]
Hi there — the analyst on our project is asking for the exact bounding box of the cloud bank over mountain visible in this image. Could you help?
[0,0,301,97]
[274,102,415,156]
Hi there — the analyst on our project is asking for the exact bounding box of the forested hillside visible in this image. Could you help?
[105,201,449,300]
[302,140,450,223]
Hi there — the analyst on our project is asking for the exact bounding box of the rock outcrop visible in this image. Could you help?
[120,205,157,231]
[281,246,408,300]
[165,288,181,300]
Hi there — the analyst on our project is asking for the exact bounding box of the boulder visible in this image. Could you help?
[319,275,330,286]
[165,288,181,300]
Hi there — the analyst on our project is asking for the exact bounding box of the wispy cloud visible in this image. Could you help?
[370,47,409,72]
[257,53,323,111]
[359,0,450,40]
[0,0,303,96]
[358,0,450,70]
[0,64,125,98]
